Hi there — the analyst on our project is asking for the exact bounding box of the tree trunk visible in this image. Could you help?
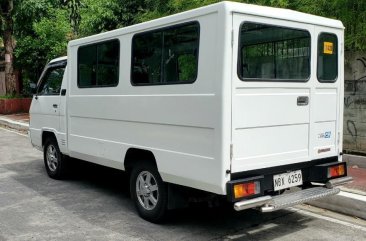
[2,0,17,95]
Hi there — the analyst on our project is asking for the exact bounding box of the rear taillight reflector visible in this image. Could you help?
[327,165,345,178]
[233,181,260,199]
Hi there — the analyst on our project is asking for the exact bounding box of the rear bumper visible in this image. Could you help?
[233,176,353,212]
[227,156,347,202]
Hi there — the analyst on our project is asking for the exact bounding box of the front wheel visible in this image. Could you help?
[44,137,67,179]
[130,163,168,223]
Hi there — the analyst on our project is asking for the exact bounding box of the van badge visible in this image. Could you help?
[318,131,331,139]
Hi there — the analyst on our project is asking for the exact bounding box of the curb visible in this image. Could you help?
[0,117,29,132]
[308,190,366,220]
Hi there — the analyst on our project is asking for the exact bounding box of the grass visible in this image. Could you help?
[0,94,23,99]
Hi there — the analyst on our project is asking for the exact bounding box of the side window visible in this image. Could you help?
[317,33,338,82]
[238,22,311,81]
[78,39,119,88]
[38,67,65,96]
[131,22,200,85]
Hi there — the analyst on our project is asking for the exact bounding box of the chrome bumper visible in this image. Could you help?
[234,176,353,212]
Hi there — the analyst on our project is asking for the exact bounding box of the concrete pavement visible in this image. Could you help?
[1,127,366,240]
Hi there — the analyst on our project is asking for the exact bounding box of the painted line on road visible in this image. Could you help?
[290,207,366,232]
[339,190,366,202]
[0,127,28,137]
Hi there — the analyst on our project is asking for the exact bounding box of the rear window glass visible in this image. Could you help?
[238,22,311,81]
[317,33,338,82]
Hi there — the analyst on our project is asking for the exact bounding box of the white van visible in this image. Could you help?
[29,1,352,222]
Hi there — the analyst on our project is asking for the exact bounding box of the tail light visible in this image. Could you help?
[233,181,260,199]
[327,164,345,178]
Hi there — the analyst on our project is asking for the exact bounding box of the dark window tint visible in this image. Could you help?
[132,22,199,85]
[78,40,119,88]
[38,67,65,95]
[318,33,338,82]
[238,22,311,81]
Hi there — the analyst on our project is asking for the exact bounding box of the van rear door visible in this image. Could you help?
[231,14,341,173]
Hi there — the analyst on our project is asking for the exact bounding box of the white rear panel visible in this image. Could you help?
[231,14,343,173]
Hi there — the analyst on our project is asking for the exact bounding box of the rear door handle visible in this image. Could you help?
[297,96,309,106]
[53,104,58,108]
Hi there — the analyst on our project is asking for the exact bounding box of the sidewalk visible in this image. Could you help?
[0,113,29,133]
[0,113,365,219]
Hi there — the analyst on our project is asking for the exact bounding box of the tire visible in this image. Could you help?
[130,162,168,223]
[43,137,67,179]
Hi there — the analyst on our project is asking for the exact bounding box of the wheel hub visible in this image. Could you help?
[136,171,159,210]
[46,144,58,172]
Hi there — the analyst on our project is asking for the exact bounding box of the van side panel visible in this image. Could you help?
[67,12,230,194]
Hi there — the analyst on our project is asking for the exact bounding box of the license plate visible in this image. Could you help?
[273,170,303,191]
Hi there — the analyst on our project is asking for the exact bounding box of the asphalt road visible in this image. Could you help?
[1,127,366,241]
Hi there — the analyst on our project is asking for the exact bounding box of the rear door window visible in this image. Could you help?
[317,33,338,82]
[238,22,311,82]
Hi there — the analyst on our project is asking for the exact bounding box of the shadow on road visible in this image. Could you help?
[4,158,317,240]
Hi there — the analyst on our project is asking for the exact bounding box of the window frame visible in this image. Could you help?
[237,21,312,83]
[37,62,66,96]
[317,32,338,83]
[130,21,200,86]
[77,39,120,88]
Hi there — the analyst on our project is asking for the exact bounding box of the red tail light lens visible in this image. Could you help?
[327,165,345,178]
[233,181,260,199]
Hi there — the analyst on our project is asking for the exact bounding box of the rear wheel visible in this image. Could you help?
[130,162,168,223]
[44,137,67,179]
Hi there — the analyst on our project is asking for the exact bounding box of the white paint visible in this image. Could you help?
[339,190,366,202]
[290,207,366,232]
[231,14,343,172]
[29,2,344,196]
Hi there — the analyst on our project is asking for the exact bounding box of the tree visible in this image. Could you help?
[13,0,71,84]
[60,0,81,36]
[0,0,16,95]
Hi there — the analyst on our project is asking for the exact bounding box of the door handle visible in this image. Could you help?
[297,96,309,106]
[53,104,58,108]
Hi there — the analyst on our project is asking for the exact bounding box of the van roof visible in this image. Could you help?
[49,56,67,64]
[225,1,344,29]
[69,1,343,47]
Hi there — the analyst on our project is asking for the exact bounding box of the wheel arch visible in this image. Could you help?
[124,148,158,173]
[42,130,57,147]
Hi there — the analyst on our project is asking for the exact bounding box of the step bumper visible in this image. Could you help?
[234,176,353,212]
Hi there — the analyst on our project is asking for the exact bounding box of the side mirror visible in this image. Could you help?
[29,82,37,94]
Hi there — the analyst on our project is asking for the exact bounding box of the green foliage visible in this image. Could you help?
[0,93,22,99]
[13,0,58,37]
[78,0,120,36]
[293,0,366,51]
[60,0,82,35]
[178,54,197,81]
[14,8,71,82]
